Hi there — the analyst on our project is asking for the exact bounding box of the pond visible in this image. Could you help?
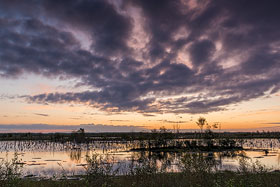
[0,139,279,178]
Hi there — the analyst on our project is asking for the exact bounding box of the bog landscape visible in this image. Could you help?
[1,120,280,186]
[0,0,280,186]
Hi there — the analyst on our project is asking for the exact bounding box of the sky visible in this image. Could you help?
[0,0,280,132]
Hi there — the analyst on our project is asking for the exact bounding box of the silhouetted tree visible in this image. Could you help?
[196,117,207,134]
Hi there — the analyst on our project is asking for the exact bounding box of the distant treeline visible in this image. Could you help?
[0,131,279,142]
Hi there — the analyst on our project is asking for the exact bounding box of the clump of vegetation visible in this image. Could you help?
[129,118,242,152]
[181,152,217,174]
[0,153,23,186]
[84,153,117,186]
[85,153,115,177]
[130,155,158,176]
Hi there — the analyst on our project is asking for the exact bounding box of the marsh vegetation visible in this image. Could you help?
[0,119,280,186]
[0,150,280,187]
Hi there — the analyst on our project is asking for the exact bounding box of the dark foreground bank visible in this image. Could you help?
[1,171,280,187]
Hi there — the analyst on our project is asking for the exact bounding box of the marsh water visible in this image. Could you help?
[0,139,280,178]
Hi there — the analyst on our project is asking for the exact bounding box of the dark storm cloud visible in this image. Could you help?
[42,0,133,56]
[241,48,280,75]
[189,40,216,67]
[1,0,280,114]
[125,0,187,59]
[0,18,82,77]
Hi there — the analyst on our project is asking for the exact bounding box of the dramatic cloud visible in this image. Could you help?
[189,40,215,67]
[0,0,280,114]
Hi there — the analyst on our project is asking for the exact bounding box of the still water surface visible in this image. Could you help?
[0,139,279,178]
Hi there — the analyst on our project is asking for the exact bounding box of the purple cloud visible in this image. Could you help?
[0,0,279,114]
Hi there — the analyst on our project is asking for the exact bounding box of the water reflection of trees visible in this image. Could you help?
[130,150,247,172]
[69,149,82,163]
